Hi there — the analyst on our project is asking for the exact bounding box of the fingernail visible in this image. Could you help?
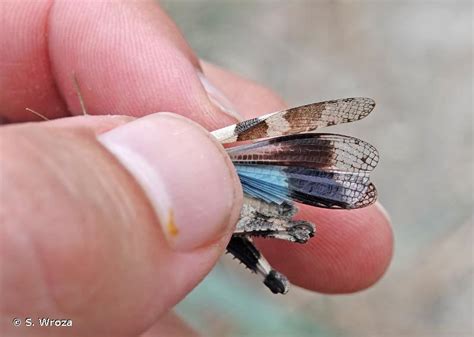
[98,113,242,250]
[198,72,244,121]
[375,201,391,223]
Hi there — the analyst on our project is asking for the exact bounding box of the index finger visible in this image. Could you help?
[0,0,240,128]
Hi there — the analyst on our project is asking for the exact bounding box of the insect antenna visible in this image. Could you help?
[72,72,88,116]
[25,108,49,121]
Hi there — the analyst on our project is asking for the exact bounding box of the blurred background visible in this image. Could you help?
[161,1,473,336]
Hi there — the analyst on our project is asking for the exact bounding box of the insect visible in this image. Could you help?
[211,97,379,294]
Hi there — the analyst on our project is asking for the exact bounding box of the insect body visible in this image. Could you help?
[211,98,378,294]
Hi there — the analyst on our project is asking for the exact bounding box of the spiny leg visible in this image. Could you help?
[227,196,316,294]
[226,236,289,294]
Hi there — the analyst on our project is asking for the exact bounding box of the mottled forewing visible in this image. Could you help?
[212,97,375,143]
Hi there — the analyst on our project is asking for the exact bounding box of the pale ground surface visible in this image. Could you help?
[162,1,473,337]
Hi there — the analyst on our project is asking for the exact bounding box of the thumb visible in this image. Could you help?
[0,114,242,336]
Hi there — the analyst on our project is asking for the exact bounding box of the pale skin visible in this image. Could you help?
[0,1,393,336]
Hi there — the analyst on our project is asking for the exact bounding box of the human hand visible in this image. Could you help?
[0,1,393,336]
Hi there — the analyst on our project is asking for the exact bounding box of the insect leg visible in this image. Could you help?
[227,236,289,294]
[235,196,316,243]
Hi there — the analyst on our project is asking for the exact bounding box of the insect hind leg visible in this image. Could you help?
[226,236,289,294]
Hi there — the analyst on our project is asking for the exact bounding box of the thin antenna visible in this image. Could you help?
[72,72,88,116]
[25,108,49,121]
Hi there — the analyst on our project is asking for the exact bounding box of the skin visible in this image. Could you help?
[0,1,393,336]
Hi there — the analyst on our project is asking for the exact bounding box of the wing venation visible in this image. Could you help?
[228,133,378,172]
[212,97,375,143]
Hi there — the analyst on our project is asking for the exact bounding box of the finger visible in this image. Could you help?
[45,114,134,133]
[0,0,241,127]
[202,61,393,293]
[199,60,287,119]
[0,114,242,336]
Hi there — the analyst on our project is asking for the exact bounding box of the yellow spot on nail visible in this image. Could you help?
[166,209,179,237]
